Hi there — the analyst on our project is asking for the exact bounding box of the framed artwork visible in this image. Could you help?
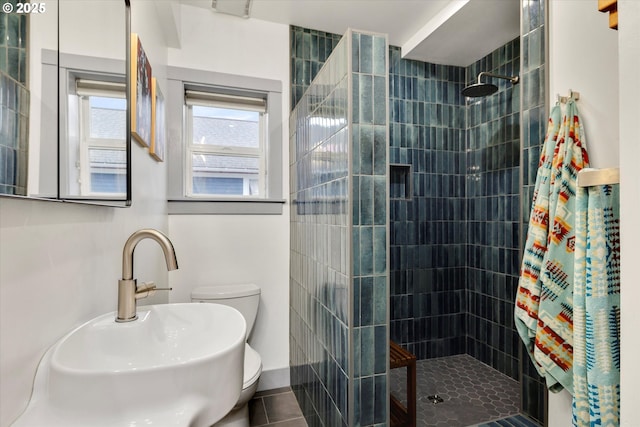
[130,33,152,147]
[150,77,165,162]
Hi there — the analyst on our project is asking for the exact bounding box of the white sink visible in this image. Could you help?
[13,303,246,427]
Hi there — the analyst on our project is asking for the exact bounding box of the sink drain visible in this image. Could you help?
[427,394,444,404]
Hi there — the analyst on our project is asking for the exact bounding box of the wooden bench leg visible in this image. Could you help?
[390,341,417,427]
[407,362,416,427]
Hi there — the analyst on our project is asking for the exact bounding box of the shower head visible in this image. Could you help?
[462,72,519,98]
[462,83,498,97]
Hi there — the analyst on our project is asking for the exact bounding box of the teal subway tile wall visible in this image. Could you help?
[387,35,521,378]
[0,5,29,195]
[290,26,343,110]
[388,46,468,359]
[289,33,350,427]
[0,5,28,86]
[350,31,389,427]
[465,37,521,380]
[289,29,389,427]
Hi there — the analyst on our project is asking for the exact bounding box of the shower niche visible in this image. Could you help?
[390,164,412,200]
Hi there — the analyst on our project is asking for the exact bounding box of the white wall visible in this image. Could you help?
[547,1,630,425]
[617,2,640,425]
[0,2,169,426]
[549,0,619,170]
[166,6,291,389]
[0,138,169,427]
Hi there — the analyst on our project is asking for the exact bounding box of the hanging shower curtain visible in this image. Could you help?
[515,100,590,393]
[572,183,621,427]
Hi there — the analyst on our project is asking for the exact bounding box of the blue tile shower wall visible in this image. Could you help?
[0,70,28,195]
[386,38,522,379]
[0,5,28,85]
[0,7,29,195]
[388,46,468,360]
[465,37,521,380]
[289,28,389,427]
[290,26,343,110]
[519,0,548,424]
[290,35,350,427]
[350,31,389,427]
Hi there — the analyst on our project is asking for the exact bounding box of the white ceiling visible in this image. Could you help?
[182,0,520,67]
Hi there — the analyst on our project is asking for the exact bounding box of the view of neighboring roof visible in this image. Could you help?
[192,116,258,148]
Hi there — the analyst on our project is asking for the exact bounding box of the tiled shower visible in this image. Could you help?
[289,30,389,427]
[289,1,549,425]
[387,47,468,360]
[465,38,521,380]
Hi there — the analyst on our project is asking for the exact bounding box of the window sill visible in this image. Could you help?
[168,198,286,215]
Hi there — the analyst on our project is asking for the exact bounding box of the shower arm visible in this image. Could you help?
[477,72,519,85]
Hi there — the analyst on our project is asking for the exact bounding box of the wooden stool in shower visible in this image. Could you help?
[389,340,416,427]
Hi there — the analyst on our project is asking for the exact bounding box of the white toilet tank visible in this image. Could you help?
[191,284,260,339]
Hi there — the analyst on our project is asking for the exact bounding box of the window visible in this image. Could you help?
[166,67,284,215]
[185,91,266,198]
[75,79,127,197]
[52,51,130,205]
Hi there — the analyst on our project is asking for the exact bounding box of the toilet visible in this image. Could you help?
[191,284,262,427]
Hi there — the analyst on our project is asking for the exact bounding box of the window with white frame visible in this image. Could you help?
[75,79,127,196]
[185,90,267,198]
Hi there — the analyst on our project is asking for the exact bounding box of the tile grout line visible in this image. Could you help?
[260,397,270,425]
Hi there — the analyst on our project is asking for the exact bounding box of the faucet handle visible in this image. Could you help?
[135,282,173,300]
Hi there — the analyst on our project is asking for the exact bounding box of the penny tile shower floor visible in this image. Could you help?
[389,354,521,427]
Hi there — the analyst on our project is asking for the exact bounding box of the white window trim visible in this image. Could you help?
[166,66,285,215]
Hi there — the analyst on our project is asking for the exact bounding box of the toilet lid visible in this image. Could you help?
[243,344,262,389]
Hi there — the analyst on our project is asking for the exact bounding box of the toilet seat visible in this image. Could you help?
[243,344,262,389]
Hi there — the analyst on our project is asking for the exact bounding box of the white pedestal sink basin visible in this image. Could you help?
[13,303,246,427]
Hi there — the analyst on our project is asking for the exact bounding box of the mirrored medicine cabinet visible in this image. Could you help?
[0,0,131,206]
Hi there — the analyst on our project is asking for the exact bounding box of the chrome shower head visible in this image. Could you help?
[462,72,519,98]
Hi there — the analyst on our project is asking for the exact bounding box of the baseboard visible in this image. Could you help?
[257,367,290,391]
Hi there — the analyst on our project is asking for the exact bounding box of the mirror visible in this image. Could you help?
[0,0,56,198]
[0,0,131,206]
[58,0,130,205]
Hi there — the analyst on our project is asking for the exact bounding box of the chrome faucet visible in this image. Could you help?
[116,229,179,322]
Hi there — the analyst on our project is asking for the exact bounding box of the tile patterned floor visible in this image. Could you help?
[390,354,522,427]
[472,414,541,427]
[249,387,308,427]
[251,358,538,427]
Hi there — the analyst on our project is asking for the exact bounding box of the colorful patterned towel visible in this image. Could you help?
[572,184,621,427]
[515,104,562,382]
[516,100,590,393]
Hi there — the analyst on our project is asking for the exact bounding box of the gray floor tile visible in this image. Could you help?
[250,357,532,427]
[263,391,304,423]
[249,397,269,426]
